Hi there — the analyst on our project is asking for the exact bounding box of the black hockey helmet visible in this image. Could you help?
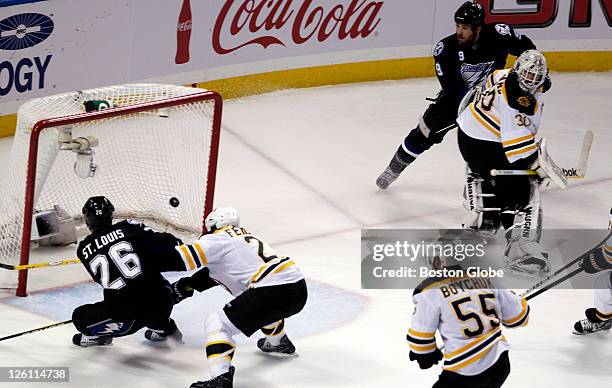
[82,196,114,231]
[455,1,484,29]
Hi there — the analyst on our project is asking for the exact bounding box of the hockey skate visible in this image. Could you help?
[72,333,113,347]
[257,334,296,355]
[573,318,611,335]
[144,319,183,342]
[504,239,550,278]
[573,308,612,335]
[190,366,235,388]
[376,167,400,190]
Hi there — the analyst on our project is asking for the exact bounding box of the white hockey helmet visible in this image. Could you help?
[513,50,548,93]
[205,207,240,231]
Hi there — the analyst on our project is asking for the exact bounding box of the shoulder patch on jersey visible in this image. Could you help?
[495,23,511,36]
[126,219,142,226]
[433,41,444,56]
[517,96,531,108]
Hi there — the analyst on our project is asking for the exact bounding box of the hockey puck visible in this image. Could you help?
[169,197,180,207]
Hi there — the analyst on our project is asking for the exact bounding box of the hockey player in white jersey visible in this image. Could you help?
[573,208,612,334]
[407,261,530,387]
[456,49,556,278]
[171,207,307,388]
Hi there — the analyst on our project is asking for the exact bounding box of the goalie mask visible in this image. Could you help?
[83,196,115,232]
[205,207,240,232]
[513,50,548,93]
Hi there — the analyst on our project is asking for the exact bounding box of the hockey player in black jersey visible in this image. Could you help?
[71,196,216,347]
[376,1,543,189]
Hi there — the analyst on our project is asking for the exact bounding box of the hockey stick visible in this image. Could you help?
[491,130,594,179]
[525,267,583,301]
[0,320,73,342]
[0,259,81,271]
[520,231,611,297]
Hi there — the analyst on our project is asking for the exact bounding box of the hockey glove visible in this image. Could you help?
[579,246,611,274]
[170,277,195,304]
[188,267,218,292]
[409,348,443,369]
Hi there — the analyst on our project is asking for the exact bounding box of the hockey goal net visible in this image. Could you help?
[0,84,222,296]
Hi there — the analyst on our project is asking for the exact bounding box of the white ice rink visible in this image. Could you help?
[0,72,610,387]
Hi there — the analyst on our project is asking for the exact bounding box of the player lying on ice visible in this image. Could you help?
[71,196,216,347]
[169,207,308,388]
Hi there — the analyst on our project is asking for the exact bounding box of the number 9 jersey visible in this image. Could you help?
[407,277,530,376]
[175,226,304,296]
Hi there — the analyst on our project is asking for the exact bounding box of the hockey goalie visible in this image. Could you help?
[456,49,566,278]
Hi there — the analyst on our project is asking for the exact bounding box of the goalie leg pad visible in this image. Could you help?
[462,169,500,234]
[503,183,550,278]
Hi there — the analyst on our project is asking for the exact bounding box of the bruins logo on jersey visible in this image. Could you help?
[517,96,531,108]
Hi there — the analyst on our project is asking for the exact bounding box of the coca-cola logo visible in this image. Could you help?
[178,20,192,31]
[213,0,384,54]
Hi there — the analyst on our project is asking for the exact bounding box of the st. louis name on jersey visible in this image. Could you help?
[77,219,184,291]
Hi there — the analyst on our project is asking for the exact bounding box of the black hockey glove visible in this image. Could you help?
[170,277,195,304]
[409,348,443,369]
[579,246,611,274]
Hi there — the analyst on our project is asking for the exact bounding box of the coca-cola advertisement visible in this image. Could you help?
[159,0,421,69]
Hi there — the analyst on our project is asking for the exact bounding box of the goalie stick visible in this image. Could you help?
[0,258,81,271]
[491,129,593,179]
[0,320,72,342]
[520,231,612,298]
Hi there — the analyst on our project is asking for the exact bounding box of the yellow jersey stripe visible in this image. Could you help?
[503,298,528,325]
[271,260,295,275]
[194,242,208,265]
[502,134,535,147]
[444,328,501,359]
[443,336,505,371]
[409,343,437,352]
[470,104,501,138]
[180,245,196,270]
[505,143,538,158]
[250,264,268,283]
[408,328,436,339]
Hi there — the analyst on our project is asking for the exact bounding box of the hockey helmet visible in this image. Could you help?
[513,50,548,93]
[454,1,485,29]
[205,207,240,232]
[82,196,115,231]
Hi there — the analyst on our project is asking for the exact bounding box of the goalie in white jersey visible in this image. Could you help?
[172,207,307,388]
[456,49,561,279]
[408,266,530,388]
[573,208,612,335]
